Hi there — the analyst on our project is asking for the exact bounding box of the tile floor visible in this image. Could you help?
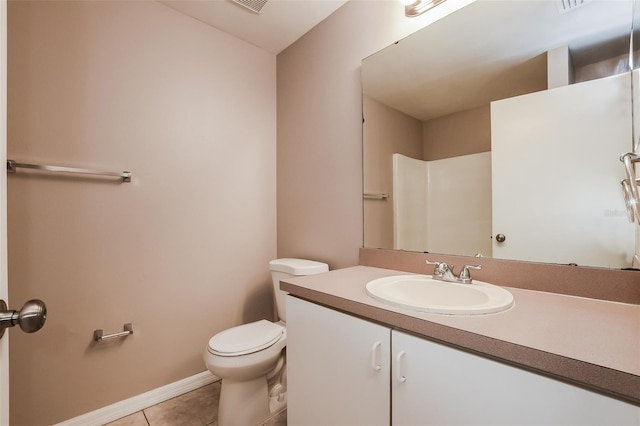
[104,381,287,426]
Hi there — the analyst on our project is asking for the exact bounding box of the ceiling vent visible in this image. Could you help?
[556,0,593,14]
[231,0,268,14]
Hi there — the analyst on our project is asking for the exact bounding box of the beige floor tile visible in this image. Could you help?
[259,409,287,426]
[144,382,221,426]
[104,411,149,426]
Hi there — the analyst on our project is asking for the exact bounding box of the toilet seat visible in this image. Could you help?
[208,320,284,357]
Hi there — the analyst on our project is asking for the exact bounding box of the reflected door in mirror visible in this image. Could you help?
[491,73,635,268]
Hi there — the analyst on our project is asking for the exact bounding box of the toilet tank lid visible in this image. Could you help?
[269,258,328,275]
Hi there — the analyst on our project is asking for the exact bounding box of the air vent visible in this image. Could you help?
[556,0,593,14]
[232,0,268,14]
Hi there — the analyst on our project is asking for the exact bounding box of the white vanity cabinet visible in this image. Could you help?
[392,330,639,425]
[287,295,391,425]
[287,296,640,426]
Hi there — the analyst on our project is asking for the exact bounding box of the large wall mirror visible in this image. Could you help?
[362,0,638,269]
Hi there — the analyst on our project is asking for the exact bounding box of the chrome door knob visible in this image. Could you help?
[495,233,506,243]
[0,299,47,339]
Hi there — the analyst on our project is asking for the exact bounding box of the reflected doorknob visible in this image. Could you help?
[0,299,47,339]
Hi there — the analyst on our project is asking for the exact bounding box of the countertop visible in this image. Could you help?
[280,265,640,406]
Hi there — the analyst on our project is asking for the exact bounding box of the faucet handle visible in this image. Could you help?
[458,264,482,284]
[425,260,450,278]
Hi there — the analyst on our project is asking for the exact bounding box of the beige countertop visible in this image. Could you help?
[281,265,640,406]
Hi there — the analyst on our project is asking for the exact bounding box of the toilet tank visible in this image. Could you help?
[270,258,328,322]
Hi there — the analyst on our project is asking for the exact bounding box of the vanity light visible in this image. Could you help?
[403,0,447,17]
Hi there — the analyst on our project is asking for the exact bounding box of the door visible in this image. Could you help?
[491,73,635,268]
[392,330,639,425]
[286,296,390,426]
[0,7,46,423]
[1,1,9,423]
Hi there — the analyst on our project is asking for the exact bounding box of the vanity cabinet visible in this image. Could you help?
[287,296,640,426]
[286,295,390,425]
[392,330,639,425]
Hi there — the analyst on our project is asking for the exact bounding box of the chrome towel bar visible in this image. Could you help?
[620,152,640,224]
[364,192,389,200]
[93,323,133,342]
[7,159,132,182]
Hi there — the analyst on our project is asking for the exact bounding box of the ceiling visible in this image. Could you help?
[161,0,348,54]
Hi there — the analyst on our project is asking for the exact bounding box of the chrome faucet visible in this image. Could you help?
[425,260,482,284]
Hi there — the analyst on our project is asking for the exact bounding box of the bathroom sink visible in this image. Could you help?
[365,275,514,315]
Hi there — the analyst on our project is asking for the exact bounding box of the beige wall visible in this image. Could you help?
[423,105,491,161]
[7,1,276,424]
[276,0,474,269]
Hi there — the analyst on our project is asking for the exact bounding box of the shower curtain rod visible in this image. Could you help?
[6,159,132,182]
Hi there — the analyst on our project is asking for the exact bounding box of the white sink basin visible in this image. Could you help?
[365,274,514,315]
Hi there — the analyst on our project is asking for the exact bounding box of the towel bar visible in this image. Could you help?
[364,193,389,200]
[7,159,132,182]
[620,152,640,224]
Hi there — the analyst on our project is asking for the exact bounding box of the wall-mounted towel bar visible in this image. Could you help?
[93,323,133,342]
[364,193,389,200]
[7,159,132,182]
[620,152,640,224]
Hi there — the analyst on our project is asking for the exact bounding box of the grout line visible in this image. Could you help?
[142,410,151,426]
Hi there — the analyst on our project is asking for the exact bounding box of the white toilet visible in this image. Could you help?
[204,258,329,426]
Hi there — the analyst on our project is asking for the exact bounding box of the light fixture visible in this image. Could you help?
[403,0,447,17]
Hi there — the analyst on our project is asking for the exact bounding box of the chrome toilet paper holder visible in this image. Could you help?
[93,323,133,342]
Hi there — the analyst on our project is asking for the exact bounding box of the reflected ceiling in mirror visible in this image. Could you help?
[362,0,637,269]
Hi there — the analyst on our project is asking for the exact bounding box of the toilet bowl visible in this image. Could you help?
[204,258,328,426]
[204,320,287,426]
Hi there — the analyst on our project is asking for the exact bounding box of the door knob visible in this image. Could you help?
[495,233,506,243]
[0,299,47,339]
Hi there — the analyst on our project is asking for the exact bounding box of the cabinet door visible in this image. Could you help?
[392,330,640,425]
[287,296,390,426]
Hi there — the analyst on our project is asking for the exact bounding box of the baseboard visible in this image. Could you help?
[55,371,220,426]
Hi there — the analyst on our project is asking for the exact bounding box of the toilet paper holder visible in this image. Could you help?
[93,323,133,342]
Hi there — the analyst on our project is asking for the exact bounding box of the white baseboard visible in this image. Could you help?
[55,371,220,426]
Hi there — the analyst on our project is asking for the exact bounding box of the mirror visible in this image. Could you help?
[362,0,637,269]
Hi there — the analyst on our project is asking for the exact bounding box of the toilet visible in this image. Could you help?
[204,258,329,426]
